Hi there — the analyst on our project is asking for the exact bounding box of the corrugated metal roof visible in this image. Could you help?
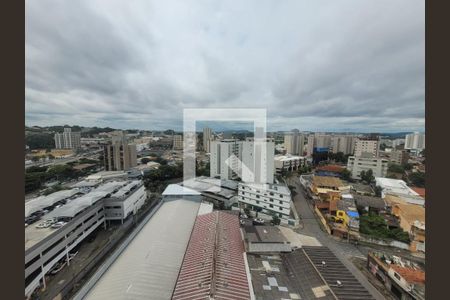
[172,211,250,300]
[84,198,201,300]
[162,184,202,196]
[25,189,81,217]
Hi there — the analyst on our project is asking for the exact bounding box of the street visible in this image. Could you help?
[286,176,386,300]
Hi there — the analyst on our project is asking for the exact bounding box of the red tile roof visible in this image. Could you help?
[411,187,425,198]
[172,211,250,300]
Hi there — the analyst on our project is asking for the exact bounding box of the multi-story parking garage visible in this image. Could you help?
[25,180,147,298]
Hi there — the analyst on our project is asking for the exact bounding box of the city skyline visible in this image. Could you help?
[26,0,424,132]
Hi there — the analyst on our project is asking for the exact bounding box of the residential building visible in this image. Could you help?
[306,134,332,157]
[405,132,425,151]
[238,182,292,220]
[346,155,388,179]
[376,178,424,205]
[330,135,357,155]
[172,134,183,150]
[210,139,243,180]
[310,176,350,213]
[284,129,305,155]
[274,154,306,174]
[389,149,410,165]
[103,131,137,171]
[241,137,275,184]
[354,137,380,157]
[386,197,425,253]
[210,138,275,184]
[367,252,425,300]
[335,194,360,234]
[54,128,81,150]
[203,127,213,152]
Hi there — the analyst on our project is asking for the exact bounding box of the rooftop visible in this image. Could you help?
[375,177,420,198]
[274,154,305,162]
[353,194,387,210]
[25,189,81,217]
[162,183,202,196]
[85,198,201,300]
[239,182,291,195]
[312,176,344,188]
[172,211,250,300]
[243,226,288,244]
[316,165,346,173]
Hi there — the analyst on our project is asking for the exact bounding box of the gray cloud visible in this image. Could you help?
[26,0,424,132]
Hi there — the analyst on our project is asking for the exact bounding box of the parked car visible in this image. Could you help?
[239,219,246,226]
[253,218,265,225]
[51,221,66,229]
[240,214,248,219]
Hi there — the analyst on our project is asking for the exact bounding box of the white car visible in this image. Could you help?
[51,221,66,229]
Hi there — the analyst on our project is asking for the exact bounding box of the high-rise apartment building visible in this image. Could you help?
[354,137,380,158]
[173,134,183,150]
[103,131,137,171]
[405,132,425,150]
[210,138,275,183]
[54,128,81,150]
[203,127,213,153]
[330,135,356,155]
[389,150,410,165]
[241,138,274,184]
[306,134,332,157]
[283,129,305,155]
[210,139,242,180]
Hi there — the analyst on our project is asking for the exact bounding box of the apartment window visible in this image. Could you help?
[279,207,283,210]
[269,198,274,202]
[279,201,283,204]
[256,201,260,204]
[242,191,245,195]
[256,195,260,199]
[280,195,283,198]
[269,204,274,208]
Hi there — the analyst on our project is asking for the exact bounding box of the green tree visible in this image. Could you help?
[340,169,352,181]
[360,169,374,184]
[388,163,404,174]
[272,214,281,225]
[409,172,425,187]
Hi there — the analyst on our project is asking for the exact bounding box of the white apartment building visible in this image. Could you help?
[173,134,183,150]
[54,128,81,150]
[306,134,332,157]
[210,138,275,183]
[210,139,243,180]
[283,129,305,155]
[405,132,425,150]
[354,138,380,157]
[274,154,306,174]
[241,138,275,184]
[330,135,357,155]
[103,131,137,171]
[238,182,292,219]
[203,127,213,153]
[347,155,388,180]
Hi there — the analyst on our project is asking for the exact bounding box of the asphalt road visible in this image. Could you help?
[286,176,386,300]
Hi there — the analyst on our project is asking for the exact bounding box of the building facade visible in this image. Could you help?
[203,127,213,153]
[54,128,81,150]
[347,155,388,179]
[330,135,356,155]
[173,134,183,150]
[210,138,275,183]
[238,182,292,219]
[354,137,380,157]
[283,129,305,155]
[273,154,306,174]
[103,131,137,171]
[389,150,410,165]
[405,132,425,151]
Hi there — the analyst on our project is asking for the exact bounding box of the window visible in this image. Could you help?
[279,201,283,204]
[256,201,260,204]
[279,207,283,210]
[280,195,283,198]
[256,195,260,199]
[269,204,274,208]
[394,272,401,280]
[241,191,245,195]
[269,198,274,202]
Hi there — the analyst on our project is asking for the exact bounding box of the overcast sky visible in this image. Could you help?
[26,0,424,132]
